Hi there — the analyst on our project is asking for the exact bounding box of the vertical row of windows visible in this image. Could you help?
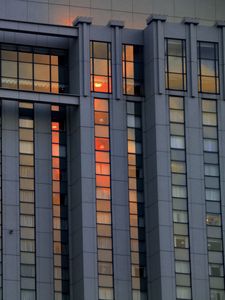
[165,39,186,91]
[0,45,68,93]
[201,100,225,300]
[90,42,112,93]
[169,96,192,300]
[19,102,36,300]
[122,45,143,96]
[51,106,70,299]
[127,102,147,300]
[94,98,114,300]
[198,43,219,94]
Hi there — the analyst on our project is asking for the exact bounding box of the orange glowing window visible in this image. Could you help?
[95,138,110,151]
[52,144,59,156]
[52,157,60,168]
[52,122,59,131]
[96,163,110,175]
[53,181,60,193]
[52,131,60,143]
[53,169,60,180]
[94,112,109,125]
[96,151,110,163]
[96,200,111,212]
[53,193,60,205]
[94,99,108,112]
[96,175,110,187]
[95,125,109,138]
[96,187,111,200]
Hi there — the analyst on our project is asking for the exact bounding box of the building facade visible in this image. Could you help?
[0,1,225,300]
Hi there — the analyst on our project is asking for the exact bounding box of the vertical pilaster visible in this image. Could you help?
[108,20,124,100]
[2,100,20,300]
[183,18,199,98]
[73,17,92,98]
[144,15,176,300]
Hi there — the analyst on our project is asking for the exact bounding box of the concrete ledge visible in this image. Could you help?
[0,88,79,106]
[73,17,92,26]
[146,14,167,25]
[0,18,78,37]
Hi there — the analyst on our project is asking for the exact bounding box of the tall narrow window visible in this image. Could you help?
[90,42,112,93]
[198,42,219,94]
[127,101,147,299]
[94,98,114,300]
[123,45,143,96]
[202,99,225,300]
[169,96,192,300]
[165,39,186,91]
[51,105,70,299]
[19,102,36,300]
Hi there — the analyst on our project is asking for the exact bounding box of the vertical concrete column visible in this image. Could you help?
[2,100,20,300]
[217,22,225,99]
[108,20,124,100]
[34,104,54,300]
[71,16,97,300]
[144,15,176,300]
[183,18,199,98]
[108,19,132,300]
[73,16,92,98]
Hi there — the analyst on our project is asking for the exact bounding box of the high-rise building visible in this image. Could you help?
[0,1,225,300]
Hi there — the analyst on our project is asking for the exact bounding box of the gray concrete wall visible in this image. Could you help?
[0,0,225,29]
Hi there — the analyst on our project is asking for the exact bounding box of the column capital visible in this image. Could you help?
[183,17,199,25]
[72,16,92,27]
[108,20,124,28]
[146,14,167,26]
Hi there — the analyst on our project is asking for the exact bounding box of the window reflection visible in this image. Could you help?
[90,42,111,93]
[165,39,186,91]
[198,42,219,94]
[0,45,68,93]
[123,45,143,96]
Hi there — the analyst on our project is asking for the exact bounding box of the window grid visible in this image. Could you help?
[169,96,192,300]
[127,101,147,300]
[122,45,143,96]
[165,39,186,91]
[94,98,114,300]
[19,102,36,300]
[201,99,225,300]
[0,44,68,94]
[90,42,112,93]
[198,42,219,94]
[51,106,70,299]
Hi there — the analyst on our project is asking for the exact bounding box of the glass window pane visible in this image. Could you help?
[19,63,32,79]
[1,61,17,78]
[34,64,50,81]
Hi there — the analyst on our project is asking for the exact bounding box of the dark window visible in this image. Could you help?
[122,45,143,96]
[165,39,186,91]
[198,42,219,94]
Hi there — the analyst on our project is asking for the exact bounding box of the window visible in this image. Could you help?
[90,42,111,93]
[198,42,219,94]
[122,45,143,95]
[165,39,186,90]
[1,45,68,93]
